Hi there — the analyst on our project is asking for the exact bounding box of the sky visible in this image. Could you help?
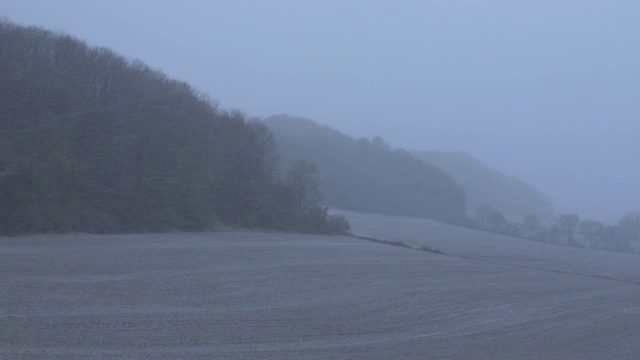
[2,0,639,223]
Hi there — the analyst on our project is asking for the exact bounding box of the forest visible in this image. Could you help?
[265,115,468,225]
[0,19,348,235]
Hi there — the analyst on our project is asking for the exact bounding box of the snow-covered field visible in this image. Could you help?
[2,212,639,359]
[339,210,640,284]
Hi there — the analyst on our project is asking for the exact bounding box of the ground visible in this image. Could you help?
[2,212,639,359]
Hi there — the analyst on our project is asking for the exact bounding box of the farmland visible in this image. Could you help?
[2,212,639,359]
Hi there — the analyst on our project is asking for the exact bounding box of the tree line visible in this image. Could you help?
[472,204,639,254]
[0,19,349,236]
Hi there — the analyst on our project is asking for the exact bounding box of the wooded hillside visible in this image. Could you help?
[0,19,347,235]
[265,115,468,225]
[412,151,555,220]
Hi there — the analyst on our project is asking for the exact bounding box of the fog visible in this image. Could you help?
[2,0,638,223]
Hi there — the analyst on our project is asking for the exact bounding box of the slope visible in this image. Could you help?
[0,19,340,235]
[265,115,468,224]
[337,209,640,283]
[413,150,555,220]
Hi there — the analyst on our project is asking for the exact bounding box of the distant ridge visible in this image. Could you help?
[412,151,555,220]
[265,115,468,225]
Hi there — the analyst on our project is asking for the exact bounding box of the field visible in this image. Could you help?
[2,211,639,359]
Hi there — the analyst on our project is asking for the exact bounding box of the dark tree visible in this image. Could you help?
[475,204,506,232]
[618,211,640,241]
[580,220,605,249]
[285,160,322,208]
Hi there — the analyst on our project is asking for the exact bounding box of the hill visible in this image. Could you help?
[264,115,468,224]
[413,151,555,220]
[0,19,344,235]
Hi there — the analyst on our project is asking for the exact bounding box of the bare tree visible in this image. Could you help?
[285,160,322,208]
[522,215,540,237]
[557,214,580,245]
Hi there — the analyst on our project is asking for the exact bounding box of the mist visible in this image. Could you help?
[2,0,638,223]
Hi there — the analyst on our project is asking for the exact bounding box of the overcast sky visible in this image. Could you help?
[2,0,639,222]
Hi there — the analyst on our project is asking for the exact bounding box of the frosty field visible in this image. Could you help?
[2,212,639,359]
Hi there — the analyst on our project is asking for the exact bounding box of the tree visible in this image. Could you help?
[327,214,351,235]
[488,210,507,232]
[475,204,506,232]
[271,159,350,235]
[580,220,605,249]
[618,211,640,241]
[371,136,392,151]
[557,214,580,245]
[522,215,541,237]
[285,160,322,208]
[603,225,632,252]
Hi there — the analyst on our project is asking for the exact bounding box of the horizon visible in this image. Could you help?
[2,0,639,223]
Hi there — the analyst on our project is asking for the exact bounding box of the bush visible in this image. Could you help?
[326,214,351,235]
